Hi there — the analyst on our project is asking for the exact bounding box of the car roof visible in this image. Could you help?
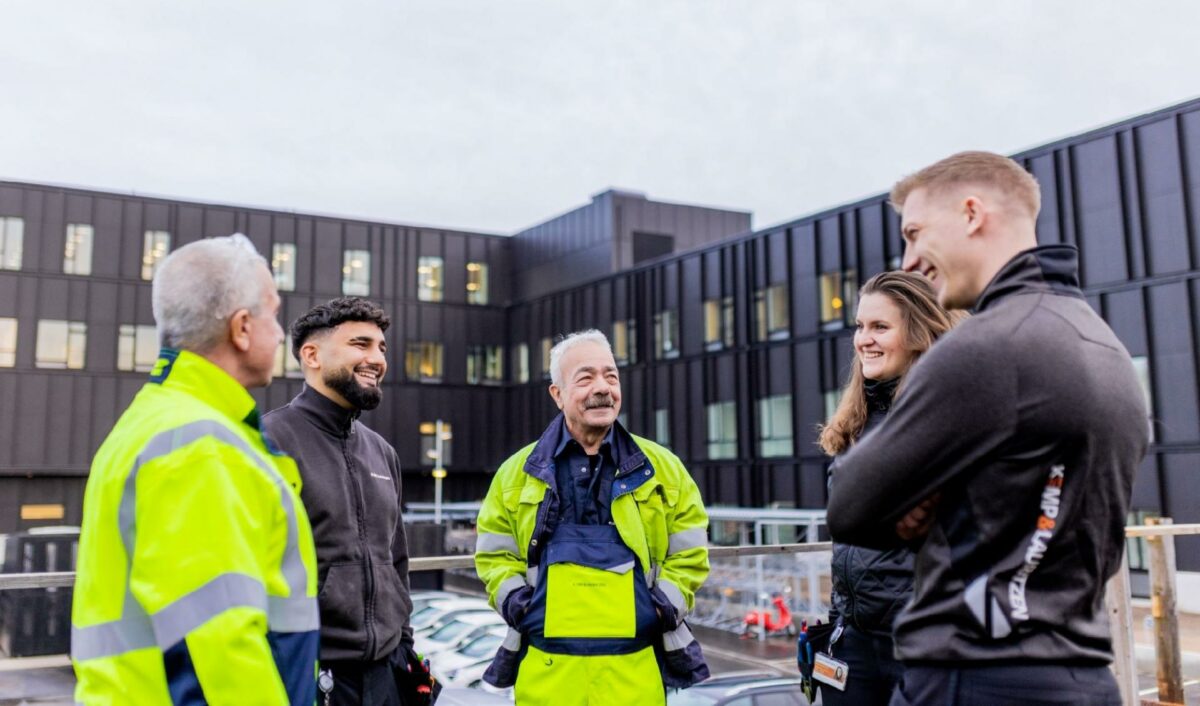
[425,598,491,610]
[723,679,806,696]
[450,611,504,626]
[694,671,780,688]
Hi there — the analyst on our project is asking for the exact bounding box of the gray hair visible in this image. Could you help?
[152,233,270,353]
[549,329,613,387]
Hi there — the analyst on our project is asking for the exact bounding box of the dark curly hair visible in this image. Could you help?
[290,297,391,361]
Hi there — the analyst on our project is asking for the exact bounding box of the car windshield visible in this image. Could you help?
[460,633,504,658]
[410,605,442,628]
[430,620,475,642]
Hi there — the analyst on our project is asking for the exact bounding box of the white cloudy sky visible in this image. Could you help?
[2,1,1198,233]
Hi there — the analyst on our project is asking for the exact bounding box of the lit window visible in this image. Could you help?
[467,345,504,384]
[541,337,553,380]
[706,401,737,460]
[342,249,371,296]
[654,310,679,360]
[117,325,159,372]
[655,408,670,446]
[418,256,444,302]
[820,270,857,328]
[704,297,734,351]
[755,284,790,340]
[513,343,529,384]
[141,230,171,281]
[758,394,794,457]
[274,341,304,378]
[613,319,637,366]
[63,224,93,275]
[1131,356,1155,443]
[466,262,489,305]
[0,217,23,271]
[0,318,16,367]
[405,342,443,382]
[272,243,297,292]
[888,255,902,270]
[36,320,87,369]
[419,421,453,467]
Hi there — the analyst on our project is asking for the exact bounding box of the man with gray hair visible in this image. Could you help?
[72,234,322,705]
[474,330,711,705]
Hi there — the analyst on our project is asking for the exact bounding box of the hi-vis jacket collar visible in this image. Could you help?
[149,348,262,431]
[523,414,654,498]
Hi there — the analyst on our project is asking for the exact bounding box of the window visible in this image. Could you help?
[823,389,842,421]
[513,343,529,383]
[117,324,159,372]
[36,320,87,369]
[707,401,737,459]
[888,255,902,270]
[274,341,304,378]
[342,249,370,296]
[1131,356,1155,443]
[467,345,504,384]
[755,284,790,340]
[655,408,670,446]
[654,309,679,360]
[758,394,794,457]
[0,318,16,367]
[541,337,553,380]
[704,297,734,351]
[418,256,444,302]
[613,319,637,366]
[617,411,629,430]
[419,421,453,467]
[0,217,23,270]
[820,270,857,328]
[466,262,488,305]
[405,342,443,382]
[1125,509,1160,571]
[63,224,93,275]
[272,243,297,292]
[141,230,171,281]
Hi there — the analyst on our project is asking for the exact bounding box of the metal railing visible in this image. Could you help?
[3,525,1198,705]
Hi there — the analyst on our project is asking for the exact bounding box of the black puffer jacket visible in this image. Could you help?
[828,377,914,635]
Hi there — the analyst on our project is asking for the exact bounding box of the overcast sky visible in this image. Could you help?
[2,1,1198,234]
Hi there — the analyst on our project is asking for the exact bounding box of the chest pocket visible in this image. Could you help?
[502,482,547,560]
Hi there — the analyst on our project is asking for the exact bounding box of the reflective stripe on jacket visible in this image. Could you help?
[71,349,320,705]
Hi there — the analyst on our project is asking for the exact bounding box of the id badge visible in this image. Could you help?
[812,652,849,691]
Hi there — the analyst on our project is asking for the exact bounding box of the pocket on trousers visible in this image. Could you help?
[544,562,635,638]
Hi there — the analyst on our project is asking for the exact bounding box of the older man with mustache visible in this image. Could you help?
[474,330,711,705]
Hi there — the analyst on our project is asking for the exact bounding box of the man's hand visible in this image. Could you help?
[896,493,941,541]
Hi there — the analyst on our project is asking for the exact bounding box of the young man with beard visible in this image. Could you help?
[264,298,427,706]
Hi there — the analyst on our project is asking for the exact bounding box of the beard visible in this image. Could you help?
[324,366,383,411]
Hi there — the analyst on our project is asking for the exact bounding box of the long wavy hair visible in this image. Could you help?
[818,271,959,456]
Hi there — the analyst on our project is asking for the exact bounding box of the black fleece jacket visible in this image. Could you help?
[264,385,414,662]
[829,246,1148,664]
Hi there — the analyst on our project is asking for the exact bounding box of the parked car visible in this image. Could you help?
[668,672,810,706]
[410,590,460,614]
[415,611,504,658]
[435,686,512,705]
[409,598,492,633]
[430,626,507,683]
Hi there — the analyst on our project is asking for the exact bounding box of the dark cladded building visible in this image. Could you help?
[2,98,1200,585]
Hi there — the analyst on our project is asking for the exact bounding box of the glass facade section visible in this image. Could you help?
[63,223,93,275]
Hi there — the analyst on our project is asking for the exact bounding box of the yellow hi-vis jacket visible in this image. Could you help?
[475,418,710,703]
[71,349,320,705]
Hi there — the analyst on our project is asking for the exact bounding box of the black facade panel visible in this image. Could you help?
[1072,137,1129,286]
[1135,118,1192,276]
